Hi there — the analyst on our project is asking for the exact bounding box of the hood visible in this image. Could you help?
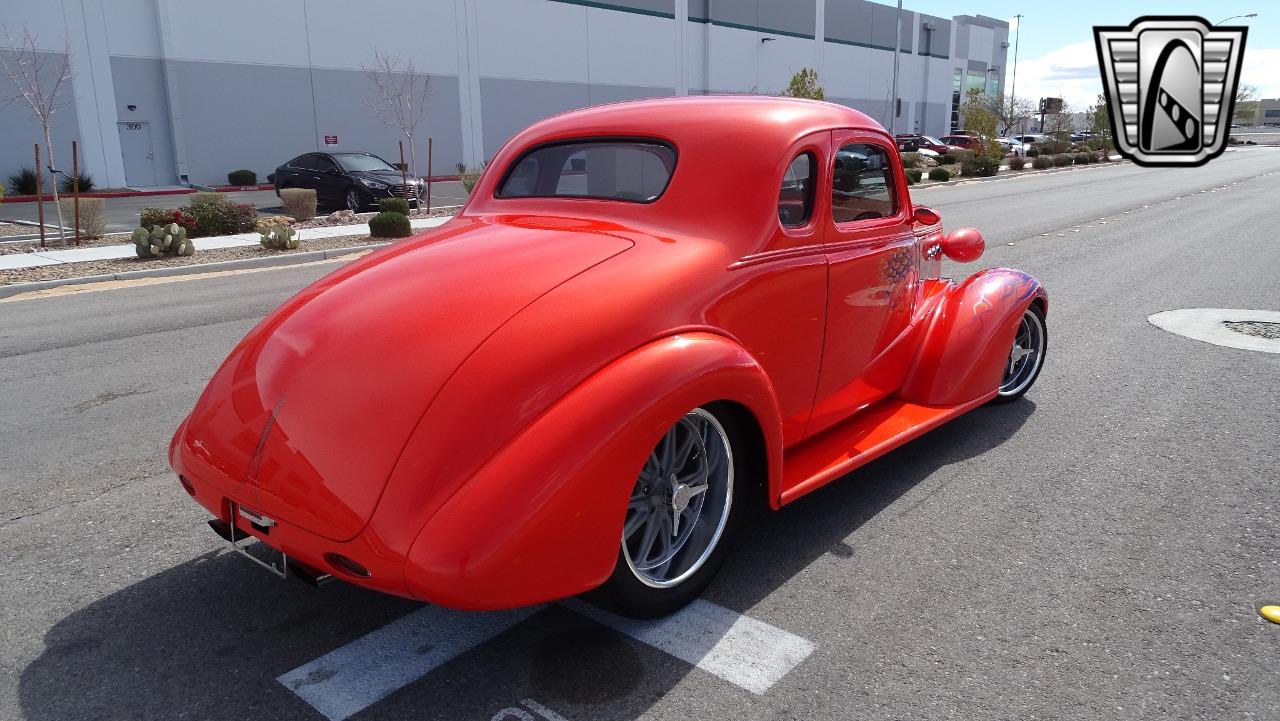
[174,217,632,541]
[351,169,418,184]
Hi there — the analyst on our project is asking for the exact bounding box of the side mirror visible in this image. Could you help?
[912,206,941,226]
[940,227,984,263]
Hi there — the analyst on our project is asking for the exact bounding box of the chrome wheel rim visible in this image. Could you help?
[622,408,733,589]
[999,308,1046,396]
[345,189,360,211]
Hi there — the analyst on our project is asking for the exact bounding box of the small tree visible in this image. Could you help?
[1089,93,1113,150]
[1234,84,1260,125]
[365,52,432,182]
[0,27,74,245]
[958,88,1002,161]
[1043,99,1075,138]
[781,68,824,100]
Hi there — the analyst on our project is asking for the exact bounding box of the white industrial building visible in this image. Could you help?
[1,0,1008,188]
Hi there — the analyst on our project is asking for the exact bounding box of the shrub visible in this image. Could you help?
[1032,155,1053,170]
[378,197,410,216]
[1025,147,1040,158]
[951,149,975,164]
[456,162,485,192]
[182,195,257,236]
[1098,150,1112,162]
[140,207,198,235]
[1041,140,1071,154]
[900,152,923,169]
[227,169,257,186]
[1053,154,1074,167]
[1008,156,1026,170]
[7,167,40,195]
[961,156,1000,177]
[906,168,922,185]
[369,211,412,238]
[131,223,195,258]
[280,188,318,221]
[938,153,957,165]
[928,168,951,182]
[59,198,106,238]
[258,217,299,250]
[1074,152,1093,165]
[58,174,95,193]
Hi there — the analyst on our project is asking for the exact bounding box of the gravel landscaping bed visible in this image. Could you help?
[1,233,388,285]
[290,206,457,229]
[0,222,63,238]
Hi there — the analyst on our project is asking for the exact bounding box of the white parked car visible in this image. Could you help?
[997,138,1027,156]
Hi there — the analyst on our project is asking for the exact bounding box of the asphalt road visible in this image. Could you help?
[2,147,1278,721]
[1,181,471,234]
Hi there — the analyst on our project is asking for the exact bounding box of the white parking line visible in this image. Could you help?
[278,599,815,719]
[277,605,539,721]
[562,599,816,695]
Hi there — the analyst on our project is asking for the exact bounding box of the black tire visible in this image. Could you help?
[989,303,1047,404]
[344,187,363,212]
[596,403,750,618]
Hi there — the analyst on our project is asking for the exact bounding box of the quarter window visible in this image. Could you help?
[778,152,816,227]
[831,143,897,224]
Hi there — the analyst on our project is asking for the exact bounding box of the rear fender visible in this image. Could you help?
[898,269,1047,406]
[403,332,782,609]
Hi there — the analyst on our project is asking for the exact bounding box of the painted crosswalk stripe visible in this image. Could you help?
[561,598,815,695]
[278,599,814,719]
[277,605,539,721]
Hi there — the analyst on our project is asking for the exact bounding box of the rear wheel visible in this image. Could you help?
[990,304,1047,403]
[599,406,743,618]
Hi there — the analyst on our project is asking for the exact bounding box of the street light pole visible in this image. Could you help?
[1215,13,1257,24]
[890,0,903,136]
[1010,14,1023,137]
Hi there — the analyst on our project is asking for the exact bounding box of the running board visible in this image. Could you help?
[778,393,995,505]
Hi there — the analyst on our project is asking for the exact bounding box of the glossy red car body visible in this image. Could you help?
[170,96,1046,610]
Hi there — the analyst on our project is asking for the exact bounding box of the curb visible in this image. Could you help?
[913,157,1128,189]
[0,187,198,203]
[0,243,385,299]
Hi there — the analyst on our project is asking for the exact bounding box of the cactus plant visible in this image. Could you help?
[132,223,195,258]
[258,218,300,250]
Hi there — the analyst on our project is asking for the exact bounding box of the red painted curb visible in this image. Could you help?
[214,184,275,192]
[0,188,197,203]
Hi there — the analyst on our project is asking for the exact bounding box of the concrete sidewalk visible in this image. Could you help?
[0,216,451,271]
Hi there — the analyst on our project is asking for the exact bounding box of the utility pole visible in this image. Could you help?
[890,0,903,135]
[1010,14,1023,136]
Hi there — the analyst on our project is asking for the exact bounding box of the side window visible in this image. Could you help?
[315,156,340,172]
[831,143,897,224]
[291,155,314,169]
[778,152,816,227]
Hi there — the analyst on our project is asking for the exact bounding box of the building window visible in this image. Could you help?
[951,69,962,132]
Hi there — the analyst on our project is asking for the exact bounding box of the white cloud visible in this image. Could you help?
[1008,41,1103,111]
[1241,47,1280,99]
[1010,41,1280,110]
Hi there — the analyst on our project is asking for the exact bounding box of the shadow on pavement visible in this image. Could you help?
[19,401,1034,721]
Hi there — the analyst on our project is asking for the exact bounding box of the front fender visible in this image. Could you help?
[898,268,1047,406]
[402,332,782,609]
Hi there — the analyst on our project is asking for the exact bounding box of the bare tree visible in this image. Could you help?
[0,27,75,245]
[1234,84,1260,125]
[993,94,1035,137]
[364,52,431,182]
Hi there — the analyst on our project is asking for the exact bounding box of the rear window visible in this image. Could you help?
[496,140,676,203]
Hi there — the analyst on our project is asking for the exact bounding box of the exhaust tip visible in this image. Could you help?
[325,553,371,579]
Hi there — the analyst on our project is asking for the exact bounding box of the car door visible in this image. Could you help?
[805,131,919,437]
[312,154,348,205]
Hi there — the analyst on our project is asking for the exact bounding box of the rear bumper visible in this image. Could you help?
[174,465,414,599]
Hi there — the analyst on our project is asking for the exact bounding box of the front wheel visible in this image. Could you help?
[344,187,363,212]
[990,303,1047,404]
[598,406,743,618]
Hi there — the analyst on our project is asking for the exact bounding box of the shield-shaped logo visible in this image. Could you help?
[1094,16,1247,167]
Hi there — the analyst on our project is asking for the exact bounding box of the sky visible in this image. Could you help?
[904,0,1279,111]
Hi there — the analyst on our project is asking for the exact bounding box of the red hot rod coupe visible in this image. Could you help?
[170,96,1047,618]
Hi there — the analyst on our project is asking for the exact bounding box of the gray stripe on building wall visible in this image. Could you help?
[547,0,675,19]
[689,0,815,39]
[480,78,673,159]
[166,60,462,185]
[109,56,179,185]
[917,14,951,58]
[825,0,911,52]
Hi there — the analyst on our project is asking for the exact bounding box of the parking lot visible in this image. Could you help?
[2,147,1278,720]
